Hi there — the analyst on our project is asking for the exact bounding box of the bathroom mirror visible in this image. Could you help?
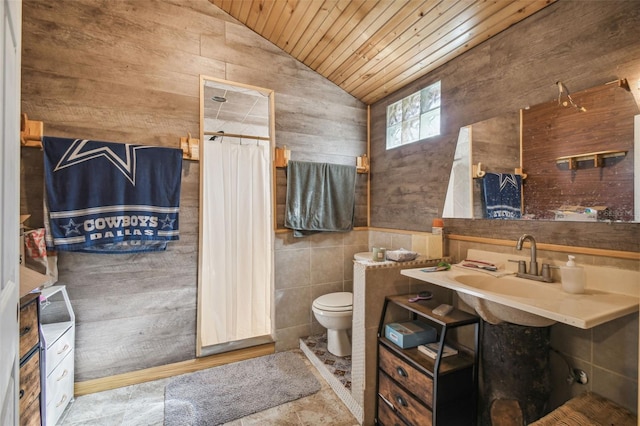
[444,81,639,222]
[197,76,275,357]
[202,78,272,138]
[443,113,520,219]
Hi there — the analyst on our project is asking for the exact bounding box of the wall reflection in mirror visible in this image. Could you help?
[444,79,639,222]
[203,79,270,138]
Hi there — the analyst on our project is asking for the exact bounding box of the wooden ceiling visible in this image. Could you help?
[209,0,555,105]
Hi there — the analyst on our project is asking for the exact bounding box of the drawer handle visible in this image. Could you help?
[57,369,68,381]
[19,326,31,337]
[56,394,68,408]
[19,389,25,400]
[396,366,408,378]
[57,344,70,355]
[395,394,408,408]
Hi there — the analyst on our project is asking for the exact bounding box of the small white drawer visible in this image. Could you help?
[45,349,74,425]
[45,328,74,377]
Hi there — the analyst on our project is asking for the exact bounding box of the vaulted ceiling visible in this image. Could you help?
[209,0,555,104]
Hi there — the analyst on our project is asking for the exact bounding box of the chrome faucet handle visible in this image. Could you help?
[541,264,551,281]
[542,263,559,282]
[508,259,526,274]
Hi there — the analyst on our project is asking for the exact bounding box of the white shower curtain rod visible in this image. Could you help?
[204,131,271,141]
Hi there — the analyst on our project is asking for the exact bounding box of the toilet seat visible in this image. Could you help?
[313,292,352,312]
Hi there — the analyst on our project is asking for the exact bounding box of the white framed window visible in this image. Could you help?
[386,81,441,149]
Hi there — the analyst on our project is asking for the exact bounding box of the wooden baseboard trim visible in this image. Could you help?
[447,234,640,260]
[74,342,275,396]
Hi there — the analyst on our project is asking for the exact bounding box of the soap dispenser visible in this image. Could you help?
[560,255,585,294]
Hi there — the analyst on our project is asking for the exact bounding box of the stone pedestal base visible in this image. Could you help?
[480,321,551,425]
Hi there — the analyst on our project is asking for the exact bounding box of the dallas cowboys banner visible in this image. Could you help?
[43,136,182,253]
[481,172,522,219]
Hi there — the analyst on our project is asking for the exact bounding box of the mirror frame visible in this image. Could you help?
[196,75,276,357]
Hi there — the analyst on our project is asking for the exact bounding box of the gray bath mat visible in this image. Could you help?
[164,351,321,425]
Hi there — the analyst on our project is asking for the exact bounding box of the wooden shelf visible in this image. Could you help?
[385,294,478,327]
[376,294,479,425]
[379,337,475,376]
[555,150,627,170]
[20,265,55,298]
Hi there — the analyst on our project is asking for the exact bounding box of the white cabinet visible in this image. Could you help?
[39,285,75,426]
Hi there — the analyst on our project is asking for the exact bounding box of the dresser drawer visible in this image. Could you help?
[20,396,41,426]
[379,344,433,405]
[19,298,39,360]
[378,395,408,426]
[379,370,432,426]
[45,349,74,406]
[45,349,74,426]
[44,327,73,377]
[18,349,40,418]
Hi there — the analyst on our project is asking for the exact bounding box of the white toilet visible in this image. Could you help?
[312,292,353,357]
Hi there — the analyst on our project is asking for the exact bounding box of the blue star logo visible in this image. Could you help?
[53,139,151,186]
[499,174,520,191]
[159,215,175,229]
[62,219,83,236]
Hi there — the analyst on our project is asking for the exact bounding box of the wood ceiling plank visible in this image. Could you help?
[328,0,439,86]
[209,0,555,104]
[244,1,265,28]
[229,0,244,19]
[263,0,301,44]
[357,1,554,103]
[236,0,254,24]
[260,0,290,40]
[212,0,232,14]
[252,0,277,33]
[315,0,408,76]
[340,0,476,94]
[351,0,524,97]
[277,0,325,54]
[255,0,281,34]
[289,0,342,60]
[305,0,377,70]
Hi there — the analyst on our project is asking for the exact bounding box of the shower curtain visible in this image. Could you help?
[200,137,272,347]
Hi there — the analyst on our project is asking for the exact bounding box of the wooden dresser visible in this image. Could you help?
[19,293,41,426]
[376,295,480,425]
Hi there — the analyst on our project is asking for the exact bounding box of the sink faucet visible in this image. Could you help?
[515,234,553,282]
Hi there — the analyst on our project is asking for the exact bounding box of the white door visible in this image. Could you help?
[0,0,22,424]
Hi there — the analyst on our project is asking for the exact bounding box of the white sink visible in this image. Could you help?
[401,257,639,329]
[453,274,556,326]
[454,274,551,299]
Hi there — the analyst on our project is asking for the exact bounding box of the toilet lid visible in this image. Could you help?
[313,292,352,312]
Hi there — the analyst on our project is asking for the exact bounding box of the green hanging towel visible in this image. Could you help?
[284,160,357,237]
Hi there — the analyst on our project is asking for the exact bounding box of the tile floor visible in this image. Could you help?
[300,334,352,390]
[56,350,358,426]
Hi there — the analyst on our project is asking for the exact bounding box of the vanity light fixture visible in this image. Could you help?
[556,81,587,112]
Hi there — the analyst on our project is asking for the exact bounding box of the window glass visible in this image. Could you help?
[386,81,441,149]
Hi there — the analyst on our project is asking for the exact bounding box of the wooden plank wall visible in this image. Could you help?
[522,83,637,221]
[369,0,640,252]
[20,0,366,381]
